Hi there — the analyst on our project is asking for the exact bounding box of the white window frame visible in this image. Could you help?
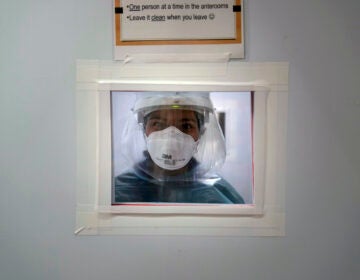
[75,59,288,236]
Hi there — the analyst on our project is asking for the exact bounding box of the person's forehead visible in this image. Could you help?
[148,109,197,120]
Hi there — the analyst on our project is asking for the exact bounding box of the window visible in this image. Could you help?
[111,91,253,205]
[75,60,288,236]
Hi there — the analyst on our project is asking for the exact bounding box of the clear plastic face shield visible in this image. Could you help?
[119,92,226,181]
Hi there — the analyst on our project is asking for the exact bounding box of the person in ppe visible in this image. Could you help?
[113,92,244,204]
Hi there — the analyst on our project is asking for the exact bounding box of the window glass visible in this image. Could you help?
[111,91,253,204]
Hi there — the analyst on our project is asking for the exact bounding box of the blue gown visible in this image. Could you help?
[114,158,244,204]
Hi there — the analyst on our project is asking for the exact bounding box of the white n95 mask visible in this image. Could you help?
[146,126,198,170]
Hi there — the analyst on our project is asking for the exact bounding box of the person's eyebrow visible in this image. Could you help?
[147,113,163,120]
[148,116,161,120]
[180,118,197,122]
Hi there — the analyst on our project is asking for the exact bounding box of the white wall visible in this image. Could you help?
[0,0,359,280]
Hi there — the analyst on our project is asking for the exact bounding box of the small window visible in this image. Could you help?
[111,91,253,205]
[75,60,288,236]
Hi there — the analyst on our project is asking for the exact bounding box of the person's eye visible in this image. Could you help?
[181,123,194,131]
[151,121,165,130]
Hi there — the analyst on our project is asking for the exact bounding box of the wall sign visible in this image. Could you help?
[114,0,244,59]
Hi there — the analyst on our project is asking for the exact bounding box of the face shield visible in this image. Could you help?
[118,92,226,180]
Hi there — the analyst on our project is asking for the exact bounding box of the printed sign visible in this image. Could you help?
[113,0,244,59]
[120,0,236,41]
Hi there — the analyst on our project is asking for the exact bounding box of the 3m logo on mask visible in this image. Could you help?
[162,154,176,166]
[162,154,172,159]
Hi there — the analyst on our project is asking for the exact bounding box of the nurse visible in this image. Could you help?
[113,92,244,204]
